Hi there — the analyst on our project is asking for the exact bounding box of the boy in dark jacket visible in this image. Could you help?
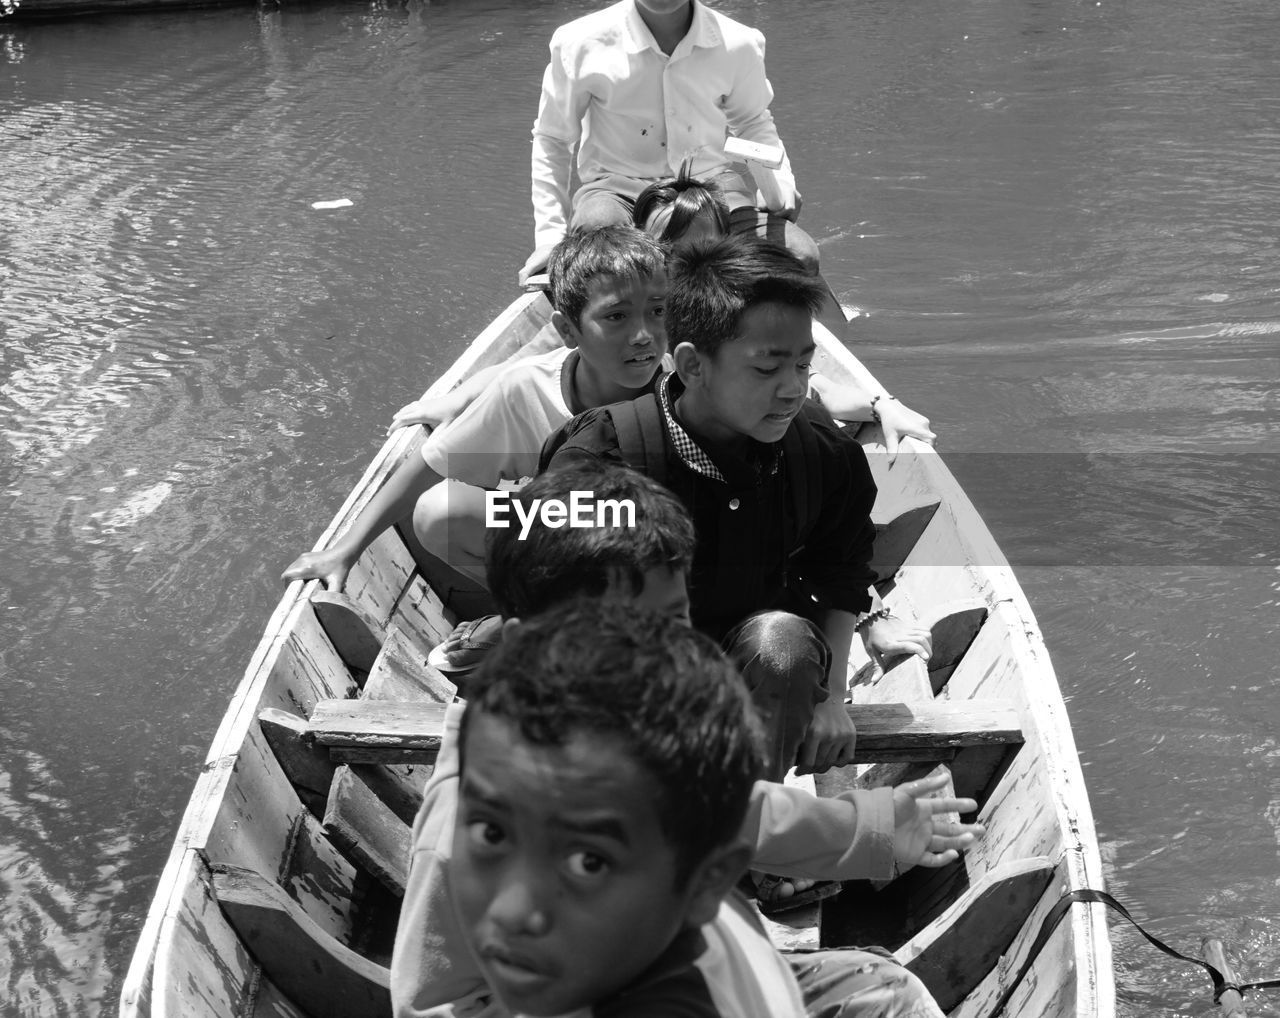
[540,236,932,782]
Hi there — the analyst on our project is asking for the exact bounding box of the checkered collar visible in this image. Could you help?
[656,373,781,484]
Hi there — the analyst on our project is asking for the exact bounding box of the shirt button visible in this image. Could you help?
[729,498,740,510]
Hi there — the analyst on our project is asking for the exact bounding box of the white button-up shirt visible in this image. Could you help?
[530,0,797,248]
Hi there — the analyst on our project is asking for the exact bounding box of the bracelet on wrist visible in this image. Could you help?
[854,607,894,632]
[869,393,896,424]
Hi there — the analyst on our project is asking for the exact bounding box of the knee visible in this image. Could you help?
[414,481,488,564]
[783,222,821,274]
[570,190,632,231]
[412,482,454,558]
[725,611,827,677]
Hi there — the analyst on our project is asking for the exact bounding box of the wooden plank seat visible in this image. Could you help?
[854,653,1020,806]
[318,627,457,893]
[305,698,1023,768]
[256,626,452,820]
[211,864,391,1018]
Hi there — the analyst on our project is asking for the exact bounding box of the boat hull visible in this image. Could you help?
[120,291,1114,1018]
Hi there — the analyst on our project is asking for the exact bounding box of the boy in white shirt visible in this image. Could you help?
[519,0,820,285]
[282,225,667,595]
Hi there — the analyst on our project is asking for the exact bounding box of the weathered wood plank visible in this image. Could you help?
[850,701,1022,761]
[250,975,311,1018]
[211,864,392,1018]
[257,708,336,817]
[346,761,430,826]
[895,857,1055,1012]
[341,526,418,629]
[323,767,412,897]
[201,723,364,944]
[390,577,461,658]
[306,698,1021,762]
[151,852,257,1018]
[307,699,448,752]
[363,626,456,704]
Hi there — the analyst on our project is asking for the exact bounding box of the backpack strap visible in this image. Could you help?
[608,394,668,487]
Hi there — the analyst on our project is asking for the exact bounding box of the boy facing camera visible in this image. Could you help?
[397,602,954,1018]
[391,466,980,1017]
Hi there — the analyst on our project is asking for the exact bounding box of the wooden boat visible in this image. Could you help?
[119,290,1115,1018]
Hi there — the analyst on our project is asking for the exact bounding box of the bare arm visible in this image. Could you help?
[809,374,936,462]
[281,453,444,592]
[389,363,507,434]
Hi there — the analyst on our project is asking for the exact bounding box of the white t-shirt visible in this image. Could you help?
[421,347,574,490]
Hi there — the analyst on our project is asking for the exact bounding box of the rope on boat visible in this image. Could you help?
[987,888,1280,1017]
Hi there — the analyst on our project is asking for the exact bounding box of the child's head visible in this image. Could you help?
[666,234,825,356]
[453,601,763,1016]
[634,161,731,247]
[546,225,669,397]
[667,235,827,445]
[485,461,692,621]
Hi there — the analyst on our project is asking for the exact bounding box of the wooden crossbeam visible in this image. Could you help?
[305,698,1022,766]
[323,768,412,897]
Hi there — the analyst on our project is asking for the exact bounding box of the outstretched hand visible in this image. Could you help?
[280,547,354,593]
[878,398,936,464]
[892,771,983,872]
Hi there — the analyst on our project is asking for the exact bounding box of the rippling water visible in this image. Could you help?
[1,1,1277,1015]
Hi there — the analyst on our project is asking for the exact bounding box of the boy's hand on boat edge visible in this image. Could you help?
[280,548,352,593]
[388,394,458,434]
[794,699,857,776]
[878,400,936,463]
[865,616,932,661]
[518,244,556,287]
[892,772,984,871]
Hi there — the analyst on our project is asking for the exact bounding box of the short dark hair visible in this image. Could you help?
[461,601,765,885]
[485,462,694,619]
[633,160,732,245]
[666,235,827,356]
[547,225,666,327]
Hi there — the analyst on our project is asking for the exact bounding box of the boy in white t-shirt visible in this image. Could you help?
[281,225,667,594]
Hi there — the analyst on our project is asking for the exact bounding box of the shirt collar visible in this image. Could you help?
[623,1,721,57]
[657,372,725,482]
[657,374,782,484]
